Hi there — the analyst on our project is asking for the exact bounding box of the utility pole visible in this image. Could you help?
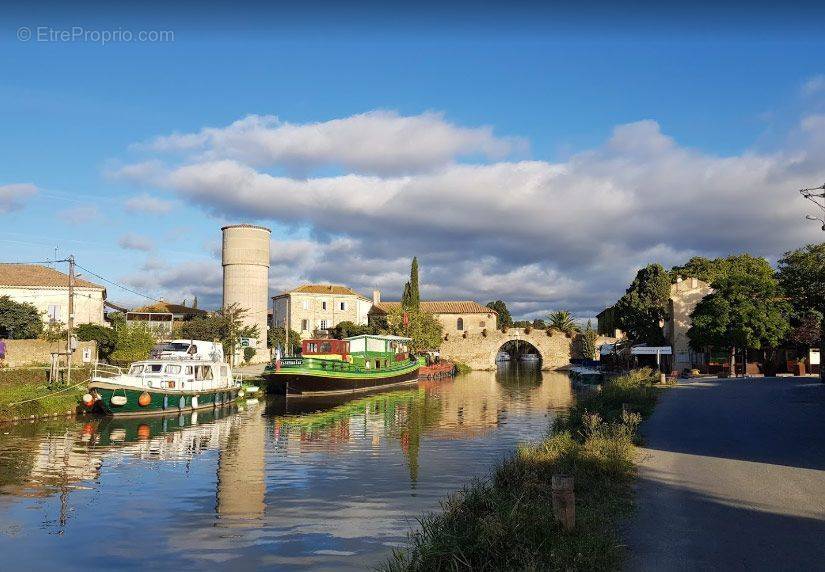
[67,255,75,387]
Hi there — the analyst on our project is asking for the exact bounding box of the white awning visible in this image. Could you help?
[631,346,672,355]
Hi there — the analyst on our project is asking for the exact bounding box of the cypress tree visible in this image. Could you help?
[409,257,420,310]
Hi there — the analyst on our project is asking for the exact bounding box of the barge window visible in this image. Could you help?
[320,342,332,353]
[147,364,163,373]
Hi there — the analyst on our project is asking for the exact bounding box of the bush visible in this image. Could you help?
[75,323,117,360]
[243,346,256,363]
[0,296,43,339]
[453,361,471,375]
[109,323,156,366]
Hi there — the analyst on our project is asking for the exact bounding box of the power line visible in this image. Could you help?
[73,262,164,303]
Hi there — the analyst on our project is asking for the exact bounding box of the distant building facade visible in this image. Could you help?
[369,298,497,336]
[664,276,713,372]
[272,284,372,339]
[0,264,106,327]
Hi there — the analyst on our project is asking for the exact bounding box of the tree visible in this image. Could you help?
[76,323,117,360]
[178,304,259,365]
[0,296,43,339]
[688,273,790,376]
[778,243,825,381]
[531,319,546,330]
[109,323,157,366]
[581,320,598,360]
[547,310,580,335]
[615,264,671,344]
[401,257,421,311]
[382,306,443,353]
[485,300,512,328]
[268,326,302,355]
[331,320,373,339]
[671,253,775,284]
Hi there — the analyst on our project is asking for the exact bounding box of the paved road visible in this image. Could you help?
[626,377,825,571]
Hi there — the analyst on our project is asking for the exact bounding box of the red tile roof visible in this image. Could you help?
[371,301,495,315]
[274,284,368,298]
[0,264,104,290]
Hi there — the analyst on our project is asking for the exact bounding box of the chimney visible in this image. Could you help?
[372,289,381,305]
[676,275,683,283]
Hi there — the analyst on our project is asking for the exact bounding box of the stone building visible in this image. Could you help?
[272,284,372,339]
[0,263,106,326]
[664,276,713,372]
[369,298,497,336]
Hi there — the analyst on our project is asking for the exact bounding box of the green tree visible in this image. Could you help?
[485,300,512,328]
[581,320,598,360]
[243,347,256,364]
[40,321,66,342]
[778,243,825,381]
[615,264,671,344]
[178,304,259,365]
[688,273,790,376]
[531,318,546,330]
[331,320,373,339]
[268,326,302,355]
[401,257,421,311]
[671,254,775,284]
[382,307,443,353]
[547,310,580,335]
[179,314,225,342]
[109,323,157,366]
[0,296,43,339]
[76,323,117,360]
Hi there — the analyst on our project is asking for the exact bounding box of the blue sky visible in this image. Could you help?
[1,3,824,316]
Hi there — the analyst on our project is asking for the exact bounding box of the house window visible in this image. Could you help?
[319,319,328,330]
[322,301,328,310]
[479,321,486,328]
[302,300,309,310]
[457,317,464,331]
[47,305,61,322]
[340,301,346,311]
[301,319,309,331]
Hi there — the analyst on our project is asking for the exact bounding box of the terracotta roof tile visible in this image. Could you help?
[274,284,367,298]
[131,302,208,315]
[0,264,104,290]
[371,301,495,315]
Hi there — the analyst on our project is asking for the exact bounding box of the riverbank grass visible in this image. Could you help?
[0,367,90,422]
[382,368,660,571]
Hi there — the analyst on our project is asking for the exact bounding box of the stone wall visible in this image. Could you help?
[439,328,617,371]
[2,339,98,368]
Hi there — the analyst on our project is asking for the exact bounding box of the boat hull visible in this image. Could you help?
[264,364,421,396]
[87,381,241,416]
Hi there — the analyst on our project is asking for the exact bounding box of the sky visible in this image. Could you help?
[1,2,825,318]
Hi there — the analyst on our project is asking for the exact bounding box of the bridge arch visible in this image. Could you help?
[492,338,543,365]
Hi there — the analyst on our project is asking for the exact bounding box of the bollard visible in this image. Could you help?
[551,474,575,531]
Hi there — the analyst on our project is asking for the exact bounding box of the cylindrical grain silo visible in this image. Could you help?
[222,224,271,363]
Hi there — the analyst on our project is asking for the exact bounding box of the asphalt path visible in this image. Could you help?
[626,376,825,571]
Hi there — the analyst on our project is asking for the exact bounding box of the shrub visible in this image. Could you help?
[109,323,156,366]
[0,296,43,339]
[75,323,117,360]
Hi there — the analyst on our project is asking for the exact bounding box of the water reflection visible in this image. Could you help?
[0,366,572,570]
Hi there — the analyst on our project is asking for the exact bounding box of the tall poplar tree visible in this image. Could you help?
[402,257,421,311]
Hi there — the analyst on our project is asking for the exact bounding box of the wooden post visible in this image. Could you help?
[551,474,575,531]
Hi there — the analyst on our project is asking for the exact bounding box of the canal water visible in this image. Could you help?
[0,365,573,571]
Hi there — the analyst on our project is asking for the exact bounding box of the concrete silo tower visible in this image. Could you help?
[221,224,271,363]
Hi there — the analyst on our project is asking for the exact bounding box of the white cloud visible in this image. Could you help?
[124,192,175,214]
[0,183,38,214]
[118,233,155,252]
[114,110,825,316]
[58,205,100,224]
[802,75,825,97]
[137,111,525,175]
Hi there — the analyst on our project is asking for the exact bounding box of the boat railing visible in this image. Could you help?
[92,361,124,379]
[285,356,417,375]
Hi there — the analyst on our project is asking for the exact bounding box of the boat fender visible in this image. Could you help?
[138,392,151,407]
[111,395,127,407]
[238,390,245,398]
[82,393,95,407]
[191,396,198,409]
[178,396,186,410]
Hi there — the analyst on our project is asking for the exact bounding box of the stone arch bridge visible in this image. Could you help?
[439,327,617,371]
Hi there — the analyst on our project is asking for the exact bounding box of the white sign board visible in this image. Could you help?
[631,346,672,355]
[240,338,256,348]
[811,348,821,366]
[82,348,92,363]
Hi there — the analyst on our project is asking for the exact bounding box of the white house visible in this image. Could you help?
[0,264,107,327]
